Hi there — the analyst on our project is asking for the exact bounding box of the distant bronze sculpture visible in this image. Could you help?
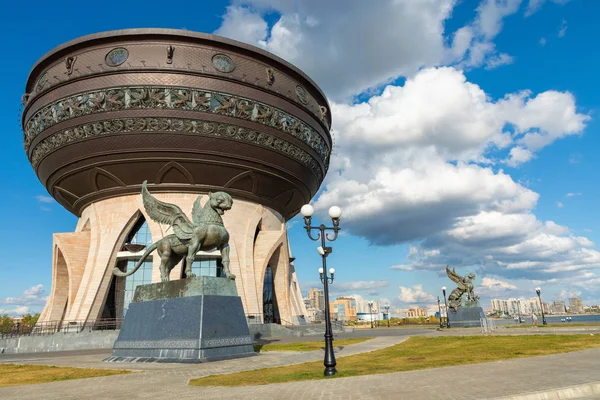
[113,181,235,281]
[445,265,479,312]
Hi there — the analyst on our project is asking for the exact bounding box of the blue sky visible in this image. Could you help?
[1,0,599,315]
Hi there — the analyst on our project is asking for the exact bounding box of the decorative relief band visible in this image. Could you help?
[24,86,331,164]
[202,336,253,348]
[113,339,198,349]
[29,117,324,181]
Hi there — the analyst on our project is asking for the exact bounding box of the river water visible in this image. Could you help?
[493,314,600,326]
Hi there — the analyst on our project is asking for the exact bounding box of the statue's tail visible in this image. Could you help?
[112,242,158,277]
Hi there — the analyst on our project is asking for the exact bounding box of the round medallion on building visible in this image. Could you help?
[105,47,129,67]
[36,72,47,92]
[212,53,235,73]
[295,85,309,104]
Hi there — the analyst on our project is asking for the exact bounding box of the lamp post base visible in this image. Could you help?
[324,367,338,376]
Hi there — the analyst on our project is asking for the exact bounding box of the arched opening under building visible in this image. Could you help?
[102,217,154,320]
[263,265,280,324]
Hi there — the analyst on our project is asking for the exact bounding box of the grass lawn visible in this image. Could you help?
[254,337,372,352]
[0,364,130,387]
[190,335,600,387]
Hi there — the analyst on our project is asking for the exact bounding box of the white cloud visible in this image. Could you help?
[310,66,595,281]
[24,285,43,297]
[481,277,518,290]
[569,153,583,164]
[389,264,415,271]
[475,0,522,39]
[215,0,454,100]
[35,195,54,204]
[215,1,574,100]
[506,146,534,167]
[398,285,435,304]
[316,281,389,297]
[314,67,587,250]
[558,19,568,37]
[0,285,47,316]
[451,0,522,70]
[559,289,581,298]
[525,0,571,17]
[378,297,392,308]
[214,6,268,45]
[557,201,564,208]
[214,0,594,292]
[335,281,388,291]
[485,52,515,69]
[566,192,582,197]
[539,37,547,46]
[0,306,30,317]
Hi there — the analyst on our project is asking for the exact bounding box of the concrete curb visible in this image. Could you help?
[486,381,600,400]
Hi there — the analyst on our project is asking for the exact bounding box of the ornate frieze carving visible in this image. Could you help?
[29,117,324,181]
[24,86,331,165]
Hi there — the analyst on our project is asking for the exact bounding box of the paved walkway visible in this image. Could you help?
[1,334,600,399]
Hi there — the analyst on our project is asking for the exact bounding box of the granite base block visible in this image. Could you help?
[448,306,486,328]
[132,276,238,302]
[106,279,255,363]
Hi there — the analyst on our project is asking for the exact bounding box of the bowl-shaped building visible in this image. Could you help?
[22,29,331,326]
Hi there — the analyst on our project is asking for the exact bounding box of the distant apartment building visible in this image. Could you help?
[491,298,545,316]
[304,288,326,323]
[305,307,324,323]
[585,305,600,313]
[407,308,427,318]
[350,297,380,315]
[307,288,325,311]
[569,298,584,314]
[330,297,358,322]
[549,300,567,314]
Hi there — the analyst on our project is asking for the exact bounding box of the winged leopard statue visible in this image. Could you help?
[113,181,235,282]
[446,265,479,312]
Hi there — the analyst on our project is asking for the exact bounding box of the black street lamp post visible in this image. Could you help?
[517,300,522,324]
[437,296,443,328]
[368,301,374,329]
[535,287,547,325]
[442,286,450,328]
[384,304,390,328]
[301,203,342,377]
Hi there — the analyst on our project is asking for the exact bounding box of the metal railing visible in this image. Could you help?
[245,313,265,325]
[0,318,122,339]
[480,318,497,334]
[245,314,303,330]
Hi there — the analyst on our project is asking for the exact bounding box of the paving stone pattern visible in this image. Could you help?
[1,334,600,399]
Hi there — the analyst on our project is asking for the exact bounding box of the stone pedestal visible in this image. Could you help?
[448,306,486,328]
[104,277,256,363]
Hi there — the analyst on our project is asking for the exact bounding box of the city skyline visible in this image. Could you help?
[2,1,600,317]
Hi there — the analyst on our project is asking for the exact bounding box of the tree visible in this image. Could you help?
[20,313,40,328]
[0,314,14,335]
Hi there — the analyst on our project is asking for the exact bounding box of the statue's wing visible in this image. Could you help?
[142,181,194,240]
[191,195,203,225]
[446,265,464,286]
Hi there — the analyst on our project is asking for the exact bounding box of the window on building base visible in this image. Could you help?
[263,265,280,324]
[181,257,224,279]
[109,217,154,319]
